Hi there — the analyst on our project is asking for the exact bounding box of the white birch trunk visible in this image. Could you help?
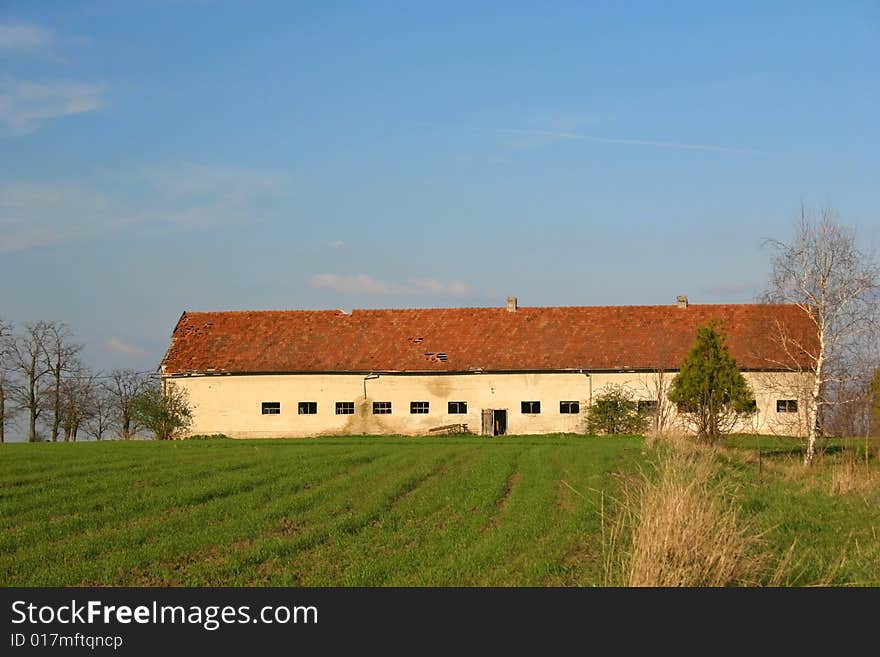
[805,330,824,466]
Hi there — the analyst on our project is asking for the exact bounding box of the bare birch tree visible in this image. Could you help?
[763,207,880,465]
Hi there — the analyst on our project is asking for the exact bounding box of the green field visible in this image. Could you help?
[1,435,878,586]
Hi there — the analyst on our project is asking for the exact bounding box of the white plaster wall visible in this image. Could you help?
[167,370,812,438]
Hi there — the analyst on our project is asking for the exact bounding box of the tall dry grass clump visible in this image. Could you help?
[830,456,876,497]
[604,448,769,587]
[643,430,714,456]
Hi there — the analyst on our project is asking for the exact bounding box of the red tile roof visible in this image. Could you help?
[160,304,817,375]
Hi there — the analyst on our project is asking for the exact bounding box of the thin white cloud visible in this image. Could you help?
[106,337,147,357]
[136,163,286,201]
[0,79,104,135]
[0,22,53,52]
[0,164,290,252]
[331,240,346,249]
[311,273,473,297]
[493,127,768,156]
[0,182,118,251]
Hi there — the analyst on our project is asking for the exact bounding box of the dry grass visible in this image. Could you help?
[756,444,879,498]
[603,435,880,586]
[644,430,718,456]
[603,447,776,587]
[830,458,877,497]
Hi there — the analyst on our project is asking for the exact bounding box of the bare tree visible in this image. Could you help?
[645,369,677,436]
[43,322,82,443]
[8,322,54,442]
[84,381,114,441]
[831,334,880,442]
[763,206,880,465]
[107,369,150,440]
[61,365,96,442]
[641,339,677,437]
[0,319,13,443]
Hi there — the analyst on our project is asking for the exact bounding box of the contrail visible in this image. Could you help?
[494,127,768,155]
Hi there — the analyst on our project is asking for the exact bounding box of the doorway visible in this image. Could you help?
[482,409,507,436]
[493,409,507,436]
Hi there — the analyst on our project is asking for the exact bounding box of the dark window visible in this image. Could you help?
[261,402,280,415]
[521,401,541,414]
[410,401,429,414]
[448,401,467,414]
[373,401,392,415]
[638,400,658,413]
[777,399,798,413]
[298,401,317,415]
[559,401,580,414]
[335,401,355,415]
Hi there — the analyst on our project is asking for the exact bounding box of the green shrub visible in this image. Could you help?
[588,385,648,435]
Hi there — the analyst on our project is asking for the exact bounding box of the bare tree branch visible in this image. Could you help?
[8,322,55,442]
[762,206,880,465]
[106,369,151,440]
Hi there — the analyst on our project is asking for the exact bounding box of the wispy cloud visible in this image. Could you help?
[311,273,473,297]
[0,22,53,53]
[106,337,146,357]
[0,164,290,252]
[136,163,286,201]
[493,127,768,156]
[0,183,117,251]
[0,79,103,135]
[331,240,347,249]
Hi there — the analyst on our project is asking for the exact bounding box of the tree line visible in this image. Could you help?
[0,320,154,443]
[587,206,880,465]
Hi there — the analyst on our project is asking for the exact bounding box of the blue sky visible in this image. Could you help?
[1,0,878,373]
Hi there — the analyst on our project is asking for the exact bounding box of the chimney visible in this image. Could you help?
[506,296,518,313]
[676,295,689,309]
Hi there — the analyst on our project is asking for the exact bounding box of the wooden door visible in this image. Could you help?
[481,409,494,436]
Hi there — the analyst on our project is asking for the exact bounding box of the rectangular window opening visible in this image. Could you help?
[298,401,317,415]
[448,401,467,414]
[777,399,798,413]
[335,401,355,415]
[521,401,541,414]
[373,401,392,415]
[261,402,281,415]
[410,401,429,414]
[559,401,580,414]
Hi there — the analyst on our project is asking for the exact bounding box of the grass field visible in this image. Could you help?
[1,434,877,586]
